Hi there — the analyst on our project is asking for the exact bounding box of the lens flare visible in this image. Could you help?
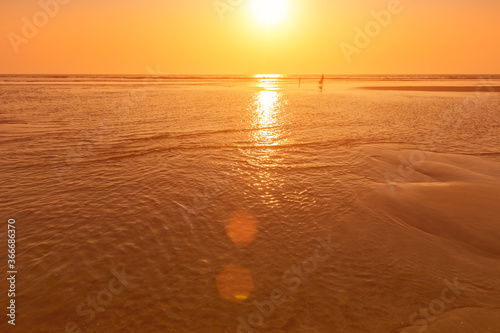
[226,210,258,247]
[216,265,254,303]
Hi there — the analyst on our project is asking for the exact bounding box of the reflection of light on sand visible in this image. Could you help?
[226,210,258,247]
[216,265,254,303]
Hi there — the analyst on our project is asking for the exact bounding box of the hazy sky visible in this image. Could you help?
[1,0,500,74]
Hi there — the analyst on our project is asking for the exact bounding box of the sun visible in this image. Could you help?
[251,0,289,26]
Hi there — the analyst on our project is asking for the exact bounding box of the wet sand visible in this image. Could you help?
[359,86,500,92]
[1,75,499,332]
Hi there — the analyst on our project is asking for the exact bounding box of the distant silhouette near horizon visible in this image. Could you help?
[319,74,324,90]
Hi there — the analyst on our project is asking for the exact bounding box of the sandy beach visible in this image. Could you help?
[1,75,499,332]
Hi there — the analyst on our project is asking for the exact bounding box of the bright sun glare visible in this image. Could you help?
[251,0,289,26]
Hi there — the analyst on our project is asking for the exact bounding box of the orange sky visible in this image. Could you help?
[1,0,499,74]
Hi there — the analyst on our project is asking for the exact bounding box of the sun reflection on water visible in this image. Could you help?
[255,90,279,127]
[251,77,287,146]
[215,77,292,303]
[255,74,284,91]
[244,77,291,207]
[254,74,283,79]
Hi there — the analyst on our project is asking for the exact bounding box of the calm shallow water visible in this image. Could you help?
[1,75,500,332]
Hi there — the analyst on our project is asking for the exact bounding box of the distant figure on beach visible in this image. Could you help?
[319,74,324,91]
[299,77,301,87]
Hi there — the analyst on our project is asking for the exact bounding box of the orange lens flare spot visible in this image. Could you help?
[226,210,258,247]
[216,265,254,303]
[235,295,248,301]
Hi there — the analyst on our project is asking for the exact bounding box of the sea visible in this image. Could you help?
[1,74,500,332]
